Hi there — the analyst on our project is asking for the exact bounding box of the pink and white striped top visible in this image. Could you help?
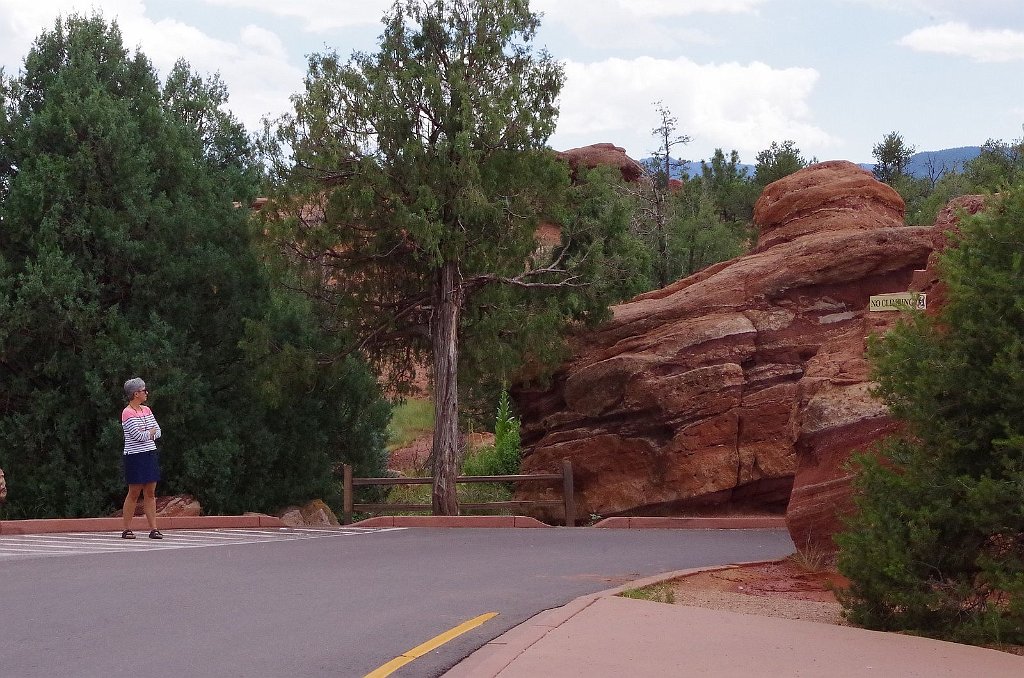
[121,406,161,456]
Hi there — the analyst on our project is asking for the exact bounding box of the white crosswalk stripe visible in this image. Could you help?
[0,526,405,560]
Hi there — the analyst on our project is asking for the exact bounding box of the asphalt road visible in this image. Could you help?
[0,527,795,677]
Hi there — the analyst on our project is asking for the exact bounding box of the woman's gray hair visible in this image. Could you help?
[123,377,147,399]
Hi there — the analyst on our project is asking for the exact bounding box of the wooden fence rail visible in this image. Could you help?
[342,459,574,526]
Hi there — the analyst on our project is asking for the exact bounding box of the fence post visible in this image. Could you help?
[343,464,353,525]
[562,458,575,527]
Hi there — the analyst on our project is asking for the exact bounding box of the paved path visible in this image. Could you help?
[0,526,403,560]
[0,526,794,677]
[448,573,1024,678]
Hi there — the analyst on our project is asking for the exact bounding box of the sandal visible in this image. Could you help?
[148,529,163,540]
[121,530,135,539]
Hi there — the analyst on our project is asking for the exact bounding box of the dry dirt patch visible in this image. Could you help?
[665,558,850,626]
[388,435,433,474]
[661,559,1024,656]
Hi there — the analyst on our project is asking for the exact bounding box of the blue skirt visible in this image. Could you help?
[124,450,161,485]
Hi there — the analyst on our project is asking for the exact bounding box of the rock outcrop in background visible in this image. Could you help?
[516,160,984,549]
[556,142,646,183]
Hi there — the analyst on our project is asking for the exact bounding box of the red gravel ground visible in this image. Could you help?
[677,558,848,603]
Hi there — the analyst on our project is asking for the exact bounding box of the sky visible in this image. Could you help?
[1,0,1022,166]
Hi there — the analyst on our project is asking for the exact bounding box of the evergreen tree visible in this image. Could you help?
[641,101,691,287]
[265,0,629,514]
[668,178,749,279]
[698,148,758,223]
[901,137,1024,227]
[837,186,1024,644]
[0,14,388,518]
[161,59,263,204]
[964,137,1024,190]
[754,139,808,187]
[872,130,916,185]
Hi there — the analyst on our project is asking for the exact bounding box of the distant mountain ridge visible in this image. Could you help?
[651,146,982,181]
[859,146,982,179]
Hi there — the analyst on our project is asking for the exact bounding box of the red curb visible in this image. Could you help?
[347,515,553,528]
[513,516,549,528]
[591,516,786,529]
[591,517,630,529]
[346,516,784,529]
[396,516,516,527]
[0,515,288,535]
[348,516,396,528]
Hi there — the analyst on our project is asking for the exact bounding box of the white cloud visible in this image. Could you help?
[898,21,1024,62]
[534,0,767,18]
[532,0,766,52]
[849,0,1023,28]
[200,0,392,32]
[0,0,141,67]
[0,0,303,129]
[551,56,836,162]
[638,0,766,15]
[129,19,302,128]
[240,24,287,61]
[102,14,302,129]
[199,0,768,34]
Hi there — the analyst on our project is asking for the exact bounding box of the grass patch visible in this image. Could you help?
[382,483,430,509]
[387,398,434,451]
[619,583,676,604]
[785,543,834,573]
[369,427,519,517]
[377,481,514,515]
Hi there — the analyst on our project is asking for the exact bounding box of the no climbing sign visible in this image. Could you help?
[868,292,927,311]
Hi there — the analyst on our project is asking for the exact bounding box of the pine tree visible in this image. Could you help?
[837,186,1024,644]
[265,0,634,514]
[754,140,808,187]
[872,131,916,185]
[0,14,389,518]
[642,102,691,287]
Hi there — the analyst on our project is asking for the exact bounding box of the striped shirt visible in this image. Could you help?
[122,406,161,456]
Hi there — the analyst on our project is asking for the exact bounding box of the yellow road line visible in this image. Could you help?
[364,612,499,678]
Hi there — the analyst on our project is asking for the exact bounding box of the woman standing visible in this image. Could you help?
[121,377,163,539]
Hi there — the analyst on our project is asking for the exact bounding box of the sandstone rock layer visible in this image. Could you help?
[556,143,645,183]
[517,161,958,549]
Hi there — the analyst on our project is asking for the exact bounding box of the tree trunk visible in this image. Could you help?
[431,260,463,515]
[656,193,669,288]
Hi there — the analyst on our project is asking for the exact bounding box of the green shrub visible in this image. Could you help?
[836,186,1024,645]
[456,388,521,510]
[837,446,1024,643]
[461,388,521,477]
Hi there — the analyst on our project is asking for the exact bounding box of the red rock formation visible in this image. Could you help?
[538,144,648,254]
[517,161,972,549]
[115,494,202,517]
[557,143,646,183]
[908,194,987,312]
[277,499,340,527]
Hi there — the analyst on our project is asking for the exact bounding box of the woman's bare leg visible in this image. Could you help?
[142,482,158,531]
[122,484,143,531]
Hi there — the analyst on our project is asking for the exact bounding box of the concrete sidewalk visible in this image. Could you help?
[445,568,1024,678]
